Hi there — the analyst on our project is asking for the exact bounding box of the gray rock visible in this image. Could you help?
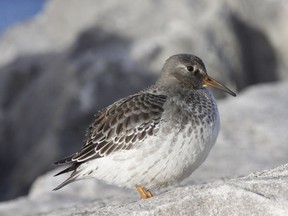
[43,164,288,216]
[0,169,137,216]
[0,0,285,87]
[225,0,288,81]
[2,164,288,216]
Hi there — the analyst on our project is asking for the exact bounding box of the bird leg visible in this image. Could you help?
[135,184,153,199]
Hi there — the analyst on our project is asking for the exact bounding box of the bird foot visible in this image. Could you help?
[135,184,153,199]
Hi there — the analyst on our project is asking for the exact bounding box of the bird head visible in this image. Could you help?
[159,54,236,97]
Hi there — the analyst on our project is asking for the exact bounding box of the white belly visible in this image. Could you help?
[80,112,220,189]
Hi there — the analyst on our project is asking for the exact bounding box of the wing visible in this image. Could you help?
[54,93,167,189]
[74,93,167,162]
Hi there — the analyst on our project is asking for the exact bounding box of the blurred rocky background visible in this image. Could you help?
[0,0,288,215]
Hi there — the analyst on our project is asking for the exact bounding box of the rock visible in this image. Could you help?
[1,164,288,216]
[44,164,288,216]
[0,0,288,201]
[1,0,286,87]
[0,169,137,216]
[226,0,288,81]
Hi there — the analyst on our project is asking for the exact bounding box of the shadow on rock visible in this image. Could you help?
[230,14,278,90]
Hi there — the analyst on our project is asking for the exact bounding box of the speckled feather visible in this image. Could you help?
[75,93,167,160]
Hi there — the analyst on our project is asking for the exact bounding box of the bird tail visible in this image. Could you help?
[53,172,80,191]
[53,156,81,190]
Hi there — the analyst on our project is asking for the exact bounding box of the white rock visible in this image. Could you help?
[42,164,288,216]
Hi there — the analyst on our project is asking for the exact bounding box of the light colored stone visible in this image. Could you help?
[40,164,288,216]
[225,0,288,80]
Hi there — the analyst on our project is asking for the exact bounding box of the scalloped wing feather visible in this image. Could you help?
[71,93,167,162]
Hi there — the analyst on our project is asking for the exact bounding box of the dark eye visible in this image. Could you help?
[186,66,194,72]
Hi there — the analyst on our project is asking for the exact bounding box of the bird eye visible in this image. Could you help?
[186,66,194,72]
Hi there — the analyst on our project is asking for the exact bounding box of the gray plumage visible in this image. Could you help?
[54,54,236,191]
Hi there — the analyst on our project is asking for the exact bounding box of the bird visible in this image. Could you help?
[54,54,236,199]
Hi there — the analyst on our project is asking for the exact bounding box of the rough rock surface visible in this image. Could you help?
[0,0,287,202]
[43,164,288,216]
[0,81,288,216]
[1,164,288,216]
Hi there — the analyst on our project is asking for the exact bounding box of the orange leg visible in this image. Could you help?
[135,185,153,199]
